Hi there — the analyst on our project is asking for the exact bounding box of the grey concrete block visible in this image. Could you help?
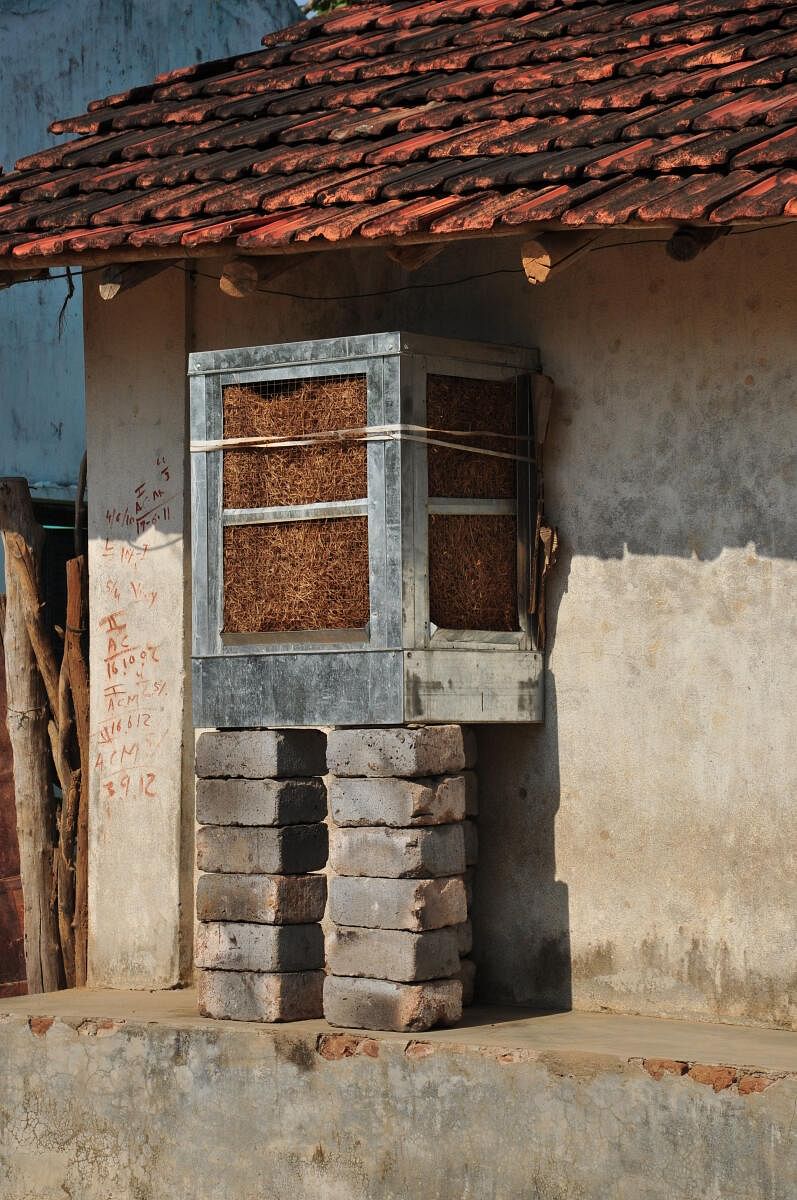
[195,729,326,780]
[323,975,463,1032]
[464,820,479,867]
[327,725,472,778]
[330,825,465,879]
[327,926,460,983]
[196,824,328,875]
[329,877,467,932]
[197,969,324,1022]
[455,920,473,958]
[196,777,326,827]
[329,776,465,828]
[464,867,475,908]
[459,959,476,1007]
[195,922,324,973]
[196,873,327,925]
[462,770,479,817]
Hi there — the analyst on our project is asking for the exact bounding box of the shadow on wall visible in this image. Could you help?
[472,555,573,1010]
[189,225,797,1022]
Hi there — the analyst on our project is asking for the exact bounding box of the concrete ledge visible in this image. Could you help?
[1,990,795,1199]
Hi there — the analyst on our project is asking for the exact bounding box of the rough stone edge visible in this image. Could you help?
[2,1011,795,1095]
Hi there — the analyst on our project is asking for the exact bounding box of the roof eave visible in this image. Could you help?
[3,217,788,272]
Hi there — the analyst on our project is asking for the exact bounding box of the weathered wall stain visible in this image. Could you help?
[0,1014,794,1199]
[182,225,797,1028]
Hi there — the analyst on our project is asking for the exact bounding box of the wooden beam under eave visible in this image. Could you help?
[219,254,317,299]
[0,219,774,274]
[98,262,169,300]
[521,232,602,286]
[387,243,444,271]
[665,225,729,262]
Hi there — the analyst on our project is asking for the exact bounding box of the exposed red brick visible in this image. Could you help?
[318,1033,363,1060]
[316,1033,380,1060]
[29,1016,54,1037]
[688,1064,738,1092]
[737,1074,772,1095]
[642,1058,688,1081]
[405,1040,435,1059]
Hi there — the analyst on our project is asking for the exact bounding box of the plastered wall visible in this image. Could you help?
[84,269,192,988]
[83,223,796,1025]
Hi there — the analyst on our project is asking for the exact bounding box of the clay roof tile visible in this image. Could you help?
[0,0,794,263]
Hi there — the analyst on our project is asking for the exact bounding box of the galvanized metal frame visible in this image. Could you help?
[190,332,544,726]
[408,352,535,653]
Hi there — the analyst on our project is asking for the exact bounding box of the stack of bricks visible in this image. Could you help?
[194,729,328,1023]
[323,725,476,1033]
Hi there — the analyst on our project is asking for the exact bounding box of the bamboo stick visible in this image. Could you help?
[65,556,89,986]
[56,768,79,989]
[0,477,62,993]
[3,532,60,717]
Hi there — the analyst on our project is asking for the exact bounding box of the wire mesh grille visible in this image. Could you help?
[223,518,370,634]
[222,374,367,508]
[429,514,519,632]
[427,373,519,631]
[426,374,517,500]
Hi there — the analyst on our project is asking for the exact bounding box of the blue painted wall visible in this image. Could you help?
[0,0,298,499]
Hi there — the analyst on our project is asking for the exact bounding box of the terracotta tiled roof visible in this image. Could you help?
[1,0,796,263]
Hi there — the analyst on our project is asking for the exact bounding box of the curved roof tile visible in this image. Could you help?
[0,0,795,263]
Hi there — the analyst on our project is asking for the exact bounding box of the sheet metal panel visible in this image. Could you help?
[193,651,404,729]
[189,332,545,727]
[403,651,544,724]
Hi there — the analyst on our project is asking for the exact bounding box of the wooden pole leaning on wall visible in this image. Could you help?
[3,531,78,983]
[0,497,90,987]
[0,477,63,993]
[65,555,89,987]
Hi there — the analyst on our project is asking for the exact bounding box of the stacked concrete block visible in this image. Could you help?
[194,729,328,1023]
[324,725,476,1032]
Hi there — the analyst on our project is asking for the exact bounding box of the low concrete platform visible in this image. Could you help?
[1,989,795,1199]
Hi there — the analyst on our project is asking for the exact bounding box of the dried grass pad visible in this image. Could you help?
[223,375,367,508]
[426,374,516,499]
[429,515,518,632]
[224,518,369,633]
